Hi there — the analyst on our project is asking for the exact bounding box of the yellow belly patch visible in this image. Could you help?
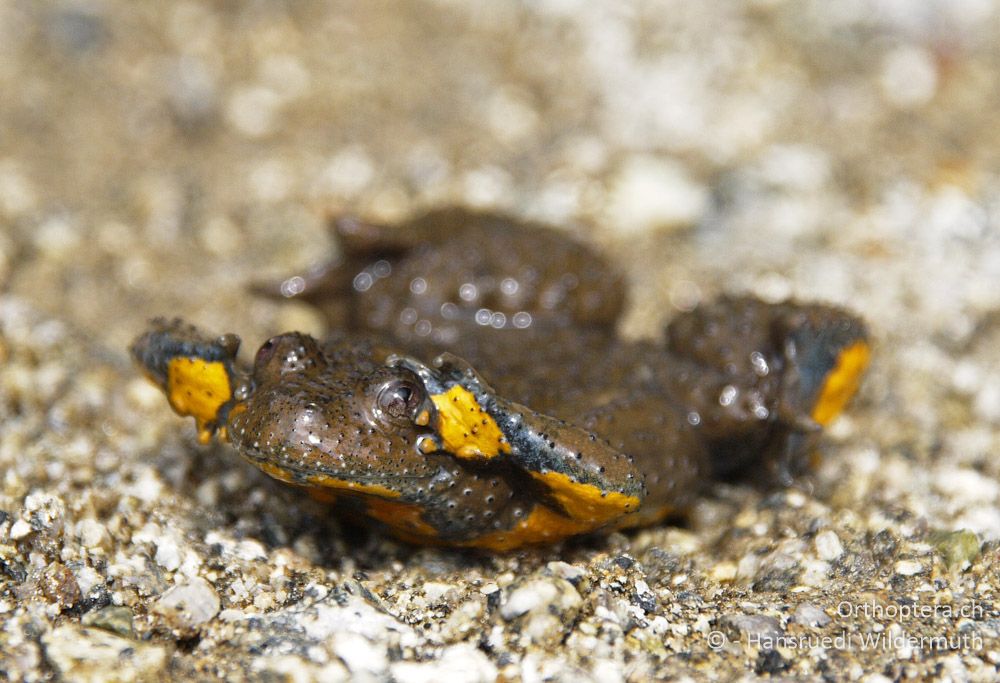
[165,357,233,444]
[811,341,871,425]
[530,470,640,524]
[255,461,403,500]
[365,498,440,538]
[460,505,601,551]
[429,385,510,459]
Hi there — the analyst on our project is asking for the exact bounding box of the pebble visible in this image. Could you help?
[545,561,586,584]
[721,614,783,649]
[929,529,981,570]
[814,530,844,561]
[154,577,221,630]
[9,519,32,540]
[41,626,167,683]
[500,578,582,620]
[933,467,1000,504]
[331,632,388,677]
[711,562,738,583]
[40,563,81,609]
[422,581,454,602]
[0,160,37,218]
[319,146,376,198]
[225,86,282,138]
[76,518,110,550]
[792,603,832,628]
[879,44,938,109]
[154,536,182,572]
[894,560,924,577]
[390,644,498,683]
[81,606,135,638]
[605,156,708,234]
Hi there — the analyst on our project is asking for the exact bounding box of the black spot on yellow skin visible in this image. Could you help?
[428,385,510,459]
[135,210,870,549]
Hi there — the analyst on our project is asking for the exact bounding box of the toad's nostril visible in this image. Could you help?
[255,338,278,367]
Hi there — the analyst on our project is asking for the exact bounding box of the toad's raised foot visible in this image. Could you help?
[130,319,249,444]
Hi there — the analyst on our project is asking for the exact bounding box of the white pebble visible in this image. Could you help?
[155,536,182,572]
[880,45,938,109]
[815,530,844,561]
[318,146,375,198]
[933,466,1000,504]
[226,86,282,137]
[76,518,109,550]
[155,577,221,626]
[9,519,32,540]
[606,156,707,234]
[462,166,513,208]
[974,382,1000,423]
[248,159,294,203]
[390,643,497,683]
[894,560,923,576]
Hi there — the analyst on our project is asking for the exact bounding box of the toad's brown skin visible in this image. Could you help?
[133,208,869,550]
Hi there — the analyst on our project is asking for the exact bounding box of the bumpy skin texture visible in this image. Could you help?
[132,208,870,549]
[269,208,627,344]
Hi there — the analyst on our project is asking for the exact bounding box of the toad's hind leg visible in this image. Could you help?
[575,391,712,527]
[253,207,628,338]
[663,296,870,485]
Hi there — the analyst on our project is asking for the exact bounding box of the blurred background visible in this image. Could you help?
[3,0,999,354]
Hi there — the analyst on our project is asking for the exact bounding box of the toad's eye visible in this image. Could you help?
[375,379,425,422]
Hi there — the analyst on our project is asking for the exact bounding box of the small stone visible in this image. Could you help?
[331,632,388,677]
[225,86,282,138]
[791,603,831,627]
[421,581,454,602]
[879,44,938,109]
[605,155,708,234]
[814,530,844,561]
[545,561,585,584]
[41,563,81,609]
[234,539,268,562]
[81,606,135,638]
[9,519,32,540]
[389,643,497,683]
[711,562,738,583]
[722,614,783,650]
[41,625,167,683]
[154,577,220,630]
[500,578,581,621]
[462,166,513,208]
[894,560,923,577]
[318,146,375,198]
[929,529,981,570]
[933,467,1000,504]
[154,536,181,572]
[76,518,110,550]
[444,598,484,637]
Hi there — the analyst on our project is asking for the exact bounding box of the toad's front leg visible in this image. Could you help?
[391,353,647,531]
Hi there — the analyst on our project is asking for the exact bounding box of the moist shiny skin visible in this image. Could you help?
[132,208,870,550]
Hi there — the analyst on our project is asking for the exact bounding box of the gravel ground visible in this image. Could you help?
[2,1,1000,681]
